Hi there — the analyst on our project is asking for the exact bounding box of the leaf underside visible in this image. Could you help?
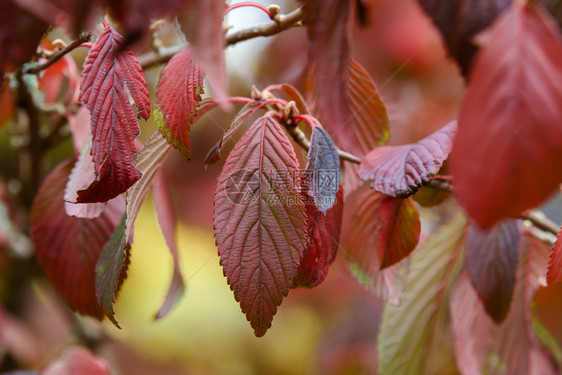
[78,23,150,203]
[214,115,307,337]
[546,224,562,284]
[359,121,456,198]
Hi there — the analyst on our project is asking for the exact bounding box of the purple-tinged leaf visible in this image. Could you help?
[40,346,111,375]
[293,186,343,289]
[95,131,172,326]
[451,231,558,375]
[214,115,307,337]
[547,225,562,284]
[416,0,512,75]
[465,220,520,323]
[30,160,124,319]
[156,46,205,160]
[152,171,185,320]
[304,126,340,214]
[181,0,228,102]
[78,23,150,203]
[360,121,456,198]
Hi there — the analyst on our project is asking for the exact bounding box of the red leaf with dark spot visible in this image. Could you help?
[378,196,421,269]
[214,115,307,337]
[78,23,150,203]
[416,0,512,74]
[546,225,562,284]
[30,160,124,319]
[451,3,562,229]
[360,121,456,198]
[156,46,204,160]
[181,0,228,102]
[465,220,520,323]
[293,186,343,289]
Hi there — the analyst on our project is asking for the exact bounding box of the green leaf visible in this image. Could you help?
[378,213,467,374]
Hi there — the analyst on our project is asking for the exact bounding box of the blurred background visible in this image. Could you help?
[0,0,487,373]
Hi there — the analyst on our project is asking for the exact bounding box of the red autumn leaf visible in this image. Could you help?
[416,0,512,74]
[378,196,421,269]
[214,115,307,337]
[451,3,562,229]
[450,231,557,375]
[546,225,562,284]
[77,23,150,203]
[30,160,124,319]
[304,126,340,214]
[37,53,79,105]
[40,346,110,375]
[156,46,204,160]
[68,106,92,155]
[152,170,185,320]
[180,0,228,102]
[96,131,172,325]
[345,186,416,304]
[293,186,344,289]
[465,220,520,323]
[533,281,562,354]
[359,121,456,198]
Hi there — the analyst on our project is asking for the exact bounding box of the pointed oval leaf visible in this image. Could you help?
[293,186,344,289]
[546,225,562,284]
[214,115,307,337]
[156,46,205,160]
[451,231,557,375]
[465,220,521,323]
[304,126,341,214]
[30,160,124,319]
[78,23,150,203]
[451,3,562,229]
[360,121,456,198]
[378,213,468,375]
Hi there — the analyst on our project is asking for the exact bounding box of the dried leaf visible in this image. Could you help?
[78,23,150,203]
[451,231,557,375]
[451,3,562,229]
[30,160,124,319]
[304,126,340,214]
[360,121,456,198]
[152,171,185,320]
[156,46,204,160]
[465,220,520,323]
[214,115,307,337]
[293,186,344,289]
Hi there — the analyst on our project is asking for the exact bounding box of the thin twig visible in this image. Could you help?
[139,7,305,69]
[23,33,92,75]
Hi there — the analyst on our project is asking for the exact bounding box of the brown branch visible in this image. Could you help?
[139,7,305,69]
[23,33,92,75]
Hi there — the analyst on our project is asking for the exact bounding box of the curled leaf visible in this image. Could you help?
[359,121,456,198]
[78,23,150,203]
[214,115,307,337]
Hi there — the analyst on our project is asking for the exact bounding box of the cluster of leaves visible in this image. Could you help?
[3,0,562,373]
